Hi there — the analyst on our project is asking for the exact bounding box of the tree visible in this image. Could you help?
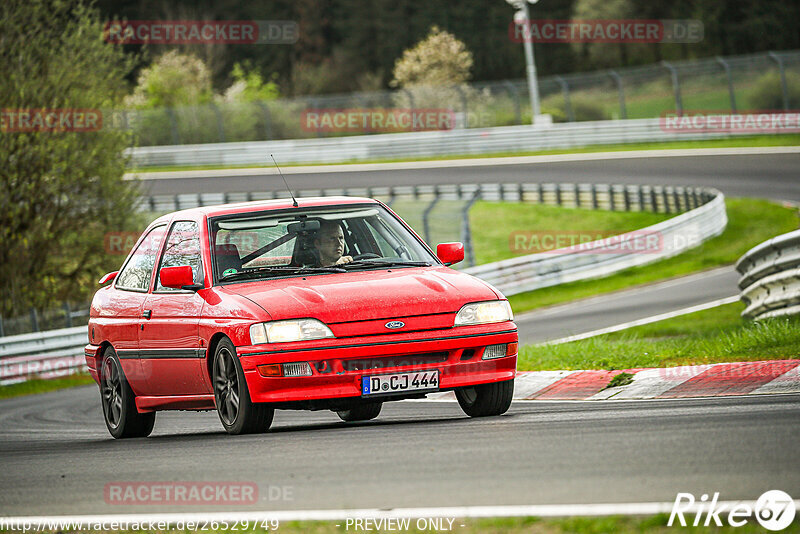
[0,0,142,316]
[124,50,213,109]
[391,26,474,88]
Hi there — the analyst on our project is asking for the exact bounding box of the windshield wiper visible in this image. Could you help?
[342,259,431,270]
[220,265,346,281]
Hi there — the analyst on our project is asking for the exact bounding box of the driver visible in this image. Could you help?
[313,221,353,267]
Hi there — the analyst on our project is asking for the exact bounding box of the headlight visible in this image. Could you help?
[454,300,513,326]
[249,319,334,344]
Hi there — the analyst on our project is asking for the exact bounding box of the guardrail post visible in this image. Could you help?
[422,186,440,244]
[573,183,581,208]
[768,52,790,111]
[591,184,598,209]
[682,187,690,212]
[555,184,563,206]
[554,76,574,122]
[503,81,522,125]
[0,315,4,338]
[537,183,544,204]
[662,188,671,214]
[454,85,468,128]
[461,189,481,267]
[638,186,645,212]
[608,70,627,119]
[401,88,416,110]
[623,187,631,211]
[608,184,616,211]
[650,187,659,212]
[661,61,683,114]
[715,56,737,113]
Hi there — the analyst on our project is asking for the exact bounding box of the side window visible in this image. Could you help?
[116,225,167,292]
[156,221,203,292]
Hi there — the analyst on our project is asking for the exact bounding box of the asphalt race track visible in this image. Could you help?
[1,387,798,515]
[2,150,798,518]
[135,151,800,202]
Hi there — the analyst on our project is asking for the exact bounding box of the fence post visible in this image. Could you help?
[504,81,522,125]
[453,85,468,128]
[422,186,440,244]
[715,56,737,113]
[63,302,73,328]
[461,189,481,267]
[661,61,683,114]
[210,103,226,142]
[768,51,790,111]
[30,308,39,333]
[401,88,416,110]
[0,315,4,337]
[554,75,574,122]
[608,70,627,119]
[256,101,273,140]
[166,108,181,144]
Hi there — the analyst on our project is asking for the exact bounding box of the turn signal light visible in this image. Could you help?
[257,364,282,377]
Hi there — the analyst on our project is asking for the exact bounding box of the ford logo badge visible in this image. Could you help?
[385,321,405,329]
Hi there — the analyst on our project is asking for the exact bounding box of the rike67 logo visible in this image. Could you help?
[669,490,796,530]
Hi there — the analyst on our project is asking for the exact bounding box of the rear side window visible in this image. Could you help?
[156,221,204,291]
[115,225,167,292]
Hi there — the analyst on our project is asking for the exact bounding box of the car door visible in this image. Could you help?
[111,224,168,395]
[138,220,207,396]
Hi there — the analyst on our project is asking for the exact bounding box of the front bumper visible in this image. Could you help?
[237,322,518,404]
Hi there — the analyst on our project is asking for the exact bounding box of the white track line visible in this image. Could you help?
[541,295,740,346]
[126,146,800,180]
[7,500,799,525]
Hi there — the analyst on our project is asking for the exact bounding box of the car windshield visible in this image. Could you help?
[210,204,438,282]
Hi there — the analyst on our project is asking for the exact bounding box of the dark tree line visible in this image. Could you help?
[94,0,800,96]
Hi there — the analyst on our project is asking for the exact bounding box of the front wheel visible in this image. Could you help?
[456,379,514,417]
[213,338,274,435]
[337,402,382,422]
[100,347,155,439]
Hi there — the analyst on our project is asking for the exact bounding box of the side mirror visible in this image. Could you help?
[160,265,201,290]
[437,242,464,266]
[99,271,119,285]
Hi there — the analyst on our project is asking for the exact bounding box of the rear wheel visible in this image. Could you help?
[456,379,514,417]
[100,347,155,439]
[213,338,274,435]
[337,402,382,422]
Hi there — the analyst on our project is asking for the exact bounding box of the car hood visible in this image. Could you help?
[219,266,500,324]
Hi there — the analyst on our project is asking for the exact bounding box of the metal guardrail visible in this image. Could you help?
[736,230,800,319]
[0,326,89,385]
[127,117,769,168]
[1,181,725,384]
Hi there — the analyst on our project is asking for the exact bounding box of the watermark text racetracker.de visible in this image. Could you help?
[104,481,292,505]
[669,490,796,531]
[661,110,800,134]
[0,518,280,532]
[509,229,702,255]
[510,19,703,43]
[1,108,102,132]
[104,20,298,45]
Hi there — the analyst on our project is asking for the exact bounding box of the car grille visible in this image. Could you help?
[341,352,448,372]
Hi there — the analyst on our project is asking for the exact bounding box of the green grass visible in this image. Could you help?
[470,202,671,265]
[502,198,798,314]
[518,301,800,371]
[128,134,800,173]
[0,374,95,399]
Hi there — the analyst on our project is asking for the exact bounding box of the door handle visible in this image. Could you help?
[142,309,152,319]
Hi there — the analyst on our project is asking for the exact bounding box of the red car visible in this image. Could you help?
[85,196,518,438]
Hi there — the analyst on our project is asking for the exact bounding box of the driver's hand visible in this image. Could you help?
[335,255,353,265]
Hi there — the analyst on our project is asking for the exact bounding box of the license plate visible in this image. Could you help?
[361,370,439,396]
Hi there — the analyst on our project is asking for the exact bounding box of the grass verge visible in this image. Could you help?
[128,134,800,173]
[517,301,800,371]
[0,374,95,400]
[501,198,798,314]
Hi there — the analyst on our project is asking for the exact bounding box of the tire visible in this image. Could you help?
[213,338,274,435]
[456,379,514,417]
[100,347,155,439]
[337,402,382,422]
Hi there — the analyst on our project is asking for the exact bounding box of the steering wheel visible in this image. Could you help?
[352,253,381,261]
